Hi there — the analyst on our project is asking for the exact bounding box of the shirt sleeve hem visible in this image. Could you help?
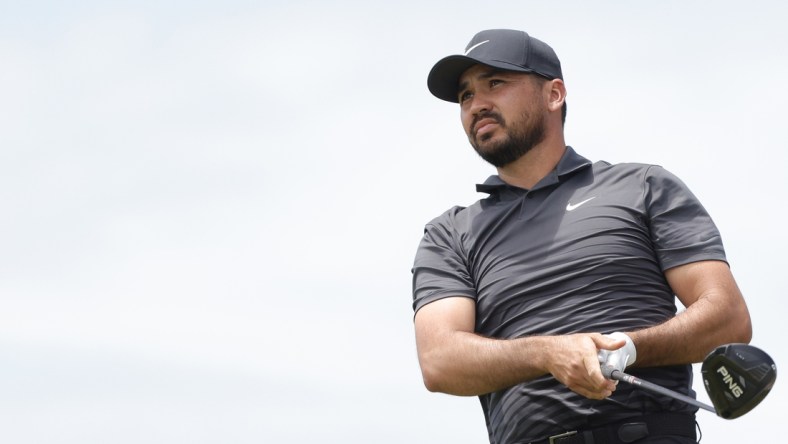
[412,292,476,317]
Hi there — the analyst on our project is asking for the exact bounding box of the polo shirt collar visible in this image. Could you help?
[475,146,592,194]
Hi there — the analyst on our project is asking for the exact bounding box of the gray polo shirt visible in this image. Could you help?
[412,147,726,443]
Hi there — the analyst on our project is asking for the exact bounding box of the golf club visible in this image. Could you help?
[601,343,776,419]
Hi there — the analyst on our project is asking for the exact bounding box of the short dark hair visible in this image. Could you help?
[561,102,567,126]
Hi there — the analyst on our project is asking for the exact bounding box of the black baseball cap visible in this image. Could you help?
[427,29,563,103]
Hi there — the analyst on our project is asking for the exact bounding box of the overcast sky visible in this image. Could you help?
[1,1,786,442]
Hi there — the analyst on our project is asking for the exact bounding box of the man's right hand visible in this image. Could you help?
[542,333,626,399]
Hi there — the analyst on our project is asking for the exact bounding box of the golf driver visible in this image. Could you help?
[601,343,776,419]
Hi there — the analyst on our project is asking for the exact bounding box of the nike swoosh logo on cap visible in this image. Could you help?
[464,40,490,55]
[566,196,596,211]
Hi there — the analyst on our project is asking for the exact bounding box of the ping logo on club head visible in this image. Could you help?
[716,365,745,398]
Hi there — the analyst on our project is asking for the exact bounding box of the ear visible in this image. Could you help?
[546,79,567,113]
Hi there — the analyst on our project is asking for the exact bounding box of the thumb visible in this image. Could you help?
[595,333,626,352]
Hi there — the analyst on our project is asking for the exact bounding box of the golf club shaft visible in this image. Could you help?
[604,366,716,413]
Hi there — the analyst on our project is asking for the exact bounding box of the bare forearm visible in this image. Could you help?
[629,263,752,366]
[418,331,621,398]
[414,297,619,398]
[418,332,550,396]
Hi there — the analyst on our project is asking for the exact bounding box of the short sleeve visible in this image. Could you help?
[411,208,477,314]
[644,166,727,270]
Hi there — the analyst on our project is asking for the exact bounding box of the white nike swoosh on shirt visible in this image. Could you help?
[464,40,490,55]
[566,196,596,211]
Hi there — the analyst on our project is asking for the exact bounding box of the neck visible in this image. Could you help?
[496,133,566,190]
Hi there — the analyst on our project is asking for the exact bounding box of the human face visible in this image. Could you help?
[457,65,548,168]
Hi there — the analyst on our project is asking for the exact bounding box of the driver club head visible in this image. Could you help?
[701,343,777,419]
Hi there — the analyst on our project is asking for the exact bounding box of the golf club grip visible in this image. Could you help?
[603,366,716,413]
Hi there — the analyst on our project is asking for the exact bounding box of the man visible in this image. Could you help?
[411,29,752,444]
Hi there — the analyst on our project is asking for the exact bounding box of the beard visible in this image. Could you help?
[469,109,547,168]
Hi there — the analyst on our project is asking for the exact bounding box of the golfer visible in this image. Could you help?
[411,29,752,444]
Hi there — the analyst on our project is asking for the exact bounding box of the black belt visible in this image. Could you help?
[531,413,696,444]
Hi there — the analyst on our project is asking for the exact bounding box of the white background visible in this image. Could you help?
[1,1,785,442]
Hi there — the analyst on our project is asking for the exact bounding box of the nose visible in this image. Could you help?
[467,91,491,117]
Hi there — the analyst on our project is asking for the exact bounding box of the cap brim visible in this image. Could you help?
[427,55,535,103]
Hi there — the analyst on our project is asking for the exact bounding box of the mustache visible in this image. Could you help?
[472,111,504,135]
